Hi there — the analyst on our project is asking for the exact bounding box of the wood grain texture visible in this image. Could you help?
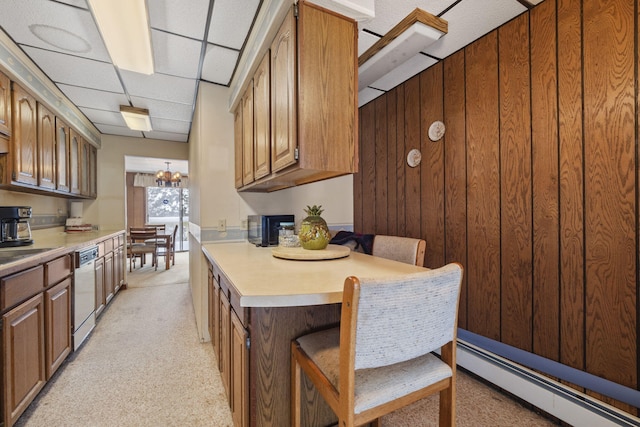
[253,54,271,181]
[404,75,421,240]
[583,0,637,408]
[11,84,37,186]
[0,71,10,137]
[530,0,560,362]
[498,14,533,351]
[250,305,341,427]
[353,109,363,232]
[396,85,407,237]
[37,103,55,190]
[465,32,501,340]
[360,101,376,234]
[443,50,468,329]
[374,96,388,234]
[420,64,445,268]
[386,89,399,236]
[242,86,254,186]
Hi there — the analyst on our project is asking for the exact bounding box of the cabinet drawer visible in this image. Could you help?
[103,238,114,253]
[1,265,44,310]
[45,254,72,286]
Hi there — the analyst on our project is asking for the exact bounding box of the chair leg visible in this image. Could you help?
[291,344,302,427]
[439,380,455,427]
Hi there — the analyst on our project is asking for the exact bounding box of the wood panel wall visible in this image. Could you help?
[125,172,146,229]
[354,0,638,414]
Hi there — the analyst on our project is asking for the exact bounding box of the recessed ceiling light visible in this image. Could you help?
[29,24,91,53]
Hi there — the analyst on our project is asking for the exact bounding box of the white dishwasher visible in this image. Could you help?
[73,246,98,350]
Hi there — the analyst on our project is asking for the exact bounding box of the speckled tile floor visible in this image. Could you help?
[15,252,557,427]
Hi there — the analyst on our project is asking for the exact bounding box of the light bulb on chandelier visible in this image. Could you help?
[156,161,182,187]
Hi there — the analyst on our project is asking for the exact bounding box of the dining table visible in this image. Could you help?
[128,230,173,270]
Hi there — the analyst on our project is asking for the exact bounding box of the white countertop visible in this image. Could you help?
[202,242,427,308]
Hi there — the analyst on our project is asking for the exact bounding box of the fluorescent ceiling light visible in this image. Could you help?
[120,105,152,131]
[358,9,447,91]
[88,0,154,75]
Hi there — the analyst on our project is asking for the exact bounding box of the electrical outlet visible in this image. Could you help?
[217,219,226,232]
[241,219,248,230]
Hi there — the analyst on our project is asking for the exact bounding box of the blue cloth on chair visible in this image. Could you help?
[330,231,374,254]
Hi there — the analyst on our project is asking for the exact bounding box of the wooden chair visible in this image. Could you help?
[372,235,426,266]
[127,227,159,271]
[291,263,463,427]
[157,224,178,268]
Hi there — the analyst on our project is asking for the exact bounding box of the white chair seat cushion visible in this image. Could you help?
[296,327,453,415]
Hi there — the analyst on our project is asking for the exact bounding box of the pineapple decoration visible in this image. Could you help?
[298,205,331,250]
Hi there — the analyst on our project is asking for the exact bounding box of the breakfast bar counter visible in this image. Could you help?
[201,242,426,427]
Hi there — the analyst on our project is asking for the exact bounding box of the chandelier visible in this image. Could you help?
[156,162,182,187]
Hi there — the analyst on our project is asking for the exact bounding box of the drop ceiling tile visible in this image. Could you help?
[148,0,210,40]
[360,0,456,36]
[57,84,128,111]
[129,96,194,122]
[425,0,527,59]
[95,123,143,138]
[0,0,109,61]
[358,30,379,57]
[207,0,260,50]
[369,53,437,91]
[151,30,202,79]
[144,130,189,143]
[120,70,197,105]
[201,44,239,85]
[22,46,122,92]
[79,107,125,127]
[151,117,191,134]
[358,87,385,107]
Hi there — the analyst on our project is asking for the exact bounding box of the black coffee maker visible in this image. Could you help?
[0,206,33,247]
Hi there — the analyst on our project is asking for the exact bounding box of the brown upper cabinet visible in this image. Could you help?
[0,71,10,140]
[55,117,70,193]
[241,83,254,186]
[37,103,56,190]
[11,83,38,187]
[69,128,81,195]
[234,105,244,189]
[234,1,358,192]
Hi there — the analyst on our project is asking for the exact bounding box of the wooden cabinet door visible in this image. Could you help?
[69,128,81,194]
[45,278,71,379]
[114,245,123,293]
[2,294,45,427]
[270,9,297,173]
[233,105,243,188]
[220,293,231,400]
[253,53,271,180]
[231,310,249,427]
[241,85,254,186]
[89,143,97,198]
[55,117,70,192]
[0,71,10,137]
[11,84,38,186]
[104,252,114,304]
[213,276,221,367]
[94,257,105,317]
[80,138,90,196]
[37,103,56,190]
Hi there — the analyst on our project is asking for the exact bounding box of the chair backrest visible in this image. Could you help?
[170,224,178,249]
[129,227,158,244]
[145,224,166,232]
[341,263,463,371]
[372,235,426,266]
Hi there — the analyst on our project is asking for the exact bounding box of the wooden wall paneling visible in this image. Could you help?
[420,64,445,268]
[353,109,363,232]
[530,0,560,362]
[360,101,376,234]
[374,97,388,234]
[498,14,533,351]
[404,75,422,239]
[557,0,585,376]
[443,50,468,329]
[396,85,407,237]
[386,89,399,236]
[464,32,501,340]
[583,0,637,411]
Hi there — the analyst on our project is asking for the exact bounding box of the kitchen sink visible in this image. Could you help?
[0,247,57,265]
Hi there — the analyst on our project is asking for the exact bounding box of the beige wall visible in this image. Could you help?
[0,189,68,218]
[188,81,354,340]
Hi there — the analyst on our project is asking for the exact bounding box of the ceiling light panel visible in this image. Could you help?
[148,0,210,40]
[201,44,239,85]
[207,0,260,50]
[120,70,197,105]
[0,0,110,61]
[425,0,526,59]
[22,45,123,92]
[151,30,202,79]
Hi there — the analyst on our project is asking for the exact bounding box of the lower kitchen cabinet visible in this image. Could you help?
[2,293,46,427]
[44,278,71,380]
[94,256,105,317]
[95,234,125,317]
[219,292,231,400]
[231,311,248,427]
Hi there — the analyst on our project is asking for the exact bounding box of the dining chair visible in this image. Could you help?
[128,227,159,271]
[291,263,463,427]
[371,234,426,266]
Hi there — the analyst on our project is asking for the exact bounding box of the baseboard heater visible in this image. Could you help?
[455,331,640,426]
